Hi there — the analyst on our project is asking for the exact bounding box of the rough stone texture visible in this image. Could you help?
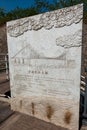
[7,4,83,37]
[7,4,83,130]
[56,29,82,48]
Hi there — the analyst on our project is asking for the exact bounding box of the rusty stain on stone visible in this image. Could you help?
[20,100,22,109]
[64,110,72,124]
[46,105,54,120]
[31,102,35,115]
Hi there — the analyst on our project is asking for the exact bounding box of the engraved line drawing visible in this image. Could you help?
[11,29,82,60]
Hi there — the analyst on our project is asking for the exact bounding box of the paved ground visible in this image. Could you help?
[0,107,68,130]
[0,72,10,94]
[0,72,87,130]
[0,101,13,123]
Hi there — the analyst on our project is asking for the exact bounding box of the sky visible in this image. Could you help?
[0,0,53,12]
[0,0,35,12]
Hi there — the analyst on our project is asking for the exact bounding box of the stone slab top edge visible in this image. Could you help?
[6,3,83,25]
[6,3,83,37]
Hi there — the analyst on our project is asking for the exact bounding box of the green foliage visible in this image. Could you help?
[48,0,87,11]
[0,8,5,18]
[34,0,49,13]
[6,7,37,20]
[0,6,37,25]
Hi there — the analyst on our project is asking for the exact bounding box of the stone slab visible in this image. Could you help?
[7,4,83,130]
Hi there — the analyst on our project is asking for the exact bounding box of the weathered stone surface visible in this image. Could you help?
[7,4,83,37]
[7,4,83,130]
